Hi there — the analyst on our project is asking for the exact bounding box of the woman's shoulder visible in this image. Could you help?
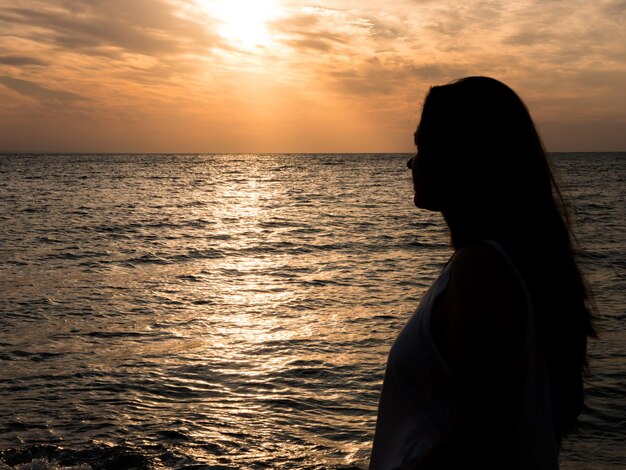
[451,240,510,270]
[446,240,528,330]
[450,241,522,289]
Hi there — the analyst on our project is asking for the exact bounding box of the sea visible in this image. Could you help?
[0,153,623,469]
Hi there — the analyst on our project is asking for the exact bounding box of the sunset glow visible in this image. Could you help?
[199,0,280,48]
[0,0,624,152]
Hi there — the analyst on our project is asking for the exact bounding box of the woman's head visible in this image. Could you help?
[411,76,553,223]
[410,77,597,445]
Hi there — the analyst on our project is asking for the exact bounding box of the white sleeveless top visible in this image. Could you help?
[369,240,559,469]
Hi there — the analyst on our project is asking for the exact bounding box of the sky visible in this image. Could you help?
[0,0,625,153]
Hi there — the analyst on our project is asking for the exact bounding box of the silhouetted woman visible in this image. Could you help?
[369,76,596,469]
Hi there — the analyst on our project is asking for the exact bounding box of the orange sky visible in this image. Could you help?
[1,0,625,152]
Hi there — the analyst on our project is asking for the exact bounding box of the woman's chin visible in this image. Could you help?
[414,194,441,212]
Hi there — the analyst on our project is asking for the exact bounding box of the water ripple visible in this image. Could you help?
[0,153,624,469]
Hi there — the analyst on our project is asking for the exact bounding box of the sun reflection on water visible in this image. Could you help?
[0,153,459,467]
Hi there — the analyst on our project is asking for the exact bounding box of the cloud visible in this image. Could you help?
[328,58,467,97]
[269,9,353,53]
[0,55,47,66]
[503,30,557,47]
[0,0,624,151]
[601,0,626,17]
[0,0,222,113]
[367,18,406,41]
[0,76,88,104]
[0,1,219,59]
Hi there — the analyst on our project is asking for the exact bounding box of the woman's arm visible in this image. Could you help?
[415,242,528,469]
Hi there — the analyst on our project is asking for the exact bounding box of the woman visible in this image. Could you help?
[369,77,596,469]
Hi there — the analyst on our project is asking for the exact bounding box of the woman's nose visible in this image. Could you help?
[407,155,414,169]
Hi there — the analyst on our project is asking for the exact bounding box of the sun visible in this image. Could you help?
[199,0,280,48]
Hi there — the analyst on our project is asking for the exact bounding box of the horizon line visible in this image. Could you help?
[1,150,625,155]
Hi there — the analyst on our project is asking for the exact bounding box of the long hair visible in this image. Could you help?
[414,76,597,444]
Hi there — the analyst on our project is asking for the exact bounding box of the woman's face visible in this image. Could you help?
[408,143,445,212]
[406,153,420,207]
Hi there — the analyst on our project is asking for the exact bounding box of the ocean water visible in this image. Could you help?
[0,153,623,469]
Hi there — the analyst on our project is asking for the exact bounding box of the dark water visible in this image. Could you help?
[0,153,623,469]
